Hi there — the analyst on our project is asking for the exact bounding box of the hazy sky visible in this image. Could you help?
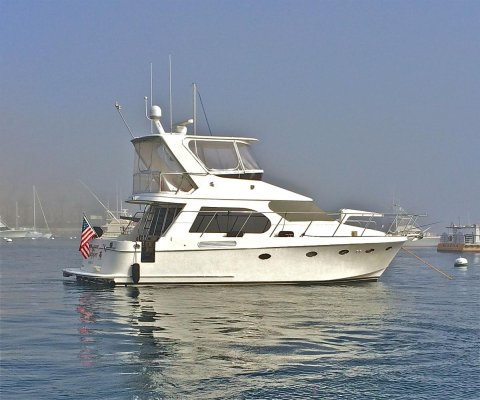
[1,0,479,230]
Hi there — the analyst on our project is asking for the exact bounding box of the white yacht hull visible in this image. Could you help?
[63,236,405,285]
[1,230,30,239]
[403,236,440,248]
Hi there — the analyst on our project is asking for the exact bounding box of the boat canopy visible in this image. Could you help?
[268,201,333,221]
[186,138,263,179]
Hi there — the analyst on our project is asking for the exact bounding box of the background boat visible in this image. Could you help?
[1,187,53,240]
[26,186,53,239]
[0,216,31,239]
[387,204,440,247]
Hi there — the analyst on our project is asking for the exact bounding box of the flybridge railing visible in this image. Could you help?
[120,208,421,239]
[133,171,206,195]
[120,211,144,235]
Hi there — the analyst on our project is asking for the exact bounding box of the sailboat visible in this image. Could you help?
[1,202,35,240]
[27,186,53,239]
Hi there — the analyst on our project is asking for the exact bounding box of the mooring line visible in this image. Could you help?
[401,247,454,280]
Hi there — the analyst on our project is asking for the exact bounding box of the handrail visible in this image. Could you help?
[121,208,422,239]
[300,220,313,237]
[331,213,347,237]
[361,213,376,237]
[122,210,145,235]
[237,211,253,236]
[192,210,418,238]
[200,211,218,238]
[270,215,285,237]
[133,171,207,194]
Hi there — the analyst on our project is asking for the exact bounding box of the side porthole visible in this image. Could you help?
[259,253,271,260]
[366,249,375,254]
[306,251,317,257]
[339,249,349,255]
[386,246,392,251]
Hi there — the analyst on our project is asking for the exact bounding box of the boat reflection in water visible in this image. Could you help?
[73,283,391,397]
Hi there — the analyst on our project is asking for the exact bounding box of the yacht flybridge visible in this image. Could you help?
[63,102,407,285]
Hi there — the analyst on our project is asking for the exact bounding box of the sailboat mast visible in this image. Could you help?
[35,188,51,234]
[33,185,36,230]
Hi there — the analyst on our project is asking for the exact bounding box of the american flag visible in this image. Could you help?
[79,215,96,259]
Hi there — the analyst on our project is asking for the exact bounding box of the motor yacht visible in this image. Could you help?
[63,100,407,285]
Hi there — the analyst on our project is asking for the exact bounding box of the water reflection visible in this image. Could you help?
[70,282,393,397]
[473,253,480,266]
[75,292,99,367]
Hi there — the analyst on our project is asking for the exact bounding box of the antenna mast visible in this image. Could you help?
[169,55,173,133]
[150,62,153,134]
[193,82,197,135]
[115,102,135,138]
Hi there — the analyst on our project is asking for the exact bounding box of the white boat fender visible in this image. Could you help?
[454,257,468,267]
[131,263,140,283]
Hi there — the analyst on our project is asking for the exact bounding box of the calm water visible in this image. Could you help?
[1,239,479,399]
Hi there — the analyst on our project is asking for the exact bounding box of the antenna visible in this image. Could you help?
[193,82,197,135]
[150,63,153,133]
[169,55,173,133]
[144,96,149,119]
[115,102,135,139]
[197,88,212,136]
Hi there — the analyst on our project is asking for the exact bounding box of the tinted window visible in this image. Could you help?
[139,205,183,238]
[190,208,271,234]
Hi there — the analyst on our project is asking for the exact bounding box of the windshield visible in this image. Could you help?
[188,139,261,172]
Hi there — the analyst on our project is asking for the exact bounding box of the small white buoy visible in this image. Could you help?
[454,257,468,267]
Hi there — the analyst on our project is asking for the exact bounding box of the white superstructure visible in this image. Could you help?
[63,99,406,285]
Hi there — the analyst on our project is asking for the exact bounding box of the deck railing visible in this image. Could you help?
[133,171,200,195]
[121,209,421,239]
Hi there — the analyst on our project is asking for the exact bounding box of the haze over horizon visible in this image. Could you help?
[1,0,479,232]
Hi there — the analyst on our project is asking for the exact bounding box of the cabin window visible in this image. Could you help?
[138,204,184,239]
[189,207,271,234]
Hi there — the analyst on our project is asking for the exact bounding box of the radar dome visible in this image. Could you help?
[150,105,162,120]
